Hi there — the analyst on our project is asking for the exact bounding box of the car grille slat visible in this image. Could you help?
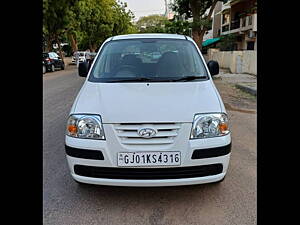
[115,124,181,130]
[120,138,175,145]
[117,130,178,138]
[114,123,181,146]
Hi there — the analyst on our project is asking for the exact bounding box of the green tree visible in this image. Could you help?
[77,0,113,51]
[219,34,238,51]
[43,0,136,56]
[77,0,135,51]
[65,1,83,53]
[164,20,191,35]
[136,14,168,33]
[112,1,137,35]
[171,0,225,50]
[43,0,71,61]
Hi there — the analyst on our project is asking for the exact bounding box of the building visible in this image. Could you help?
[209,0,257,50]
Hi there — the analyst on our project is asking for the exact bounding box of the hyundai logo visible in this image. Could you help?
[138,128,157,138]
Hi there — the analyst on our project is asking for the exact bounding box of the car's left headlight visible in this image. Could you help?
[190,113,230,139]
[66,114,105,140]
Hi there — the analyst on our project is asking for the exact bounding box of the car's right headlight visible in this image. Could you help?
[66,114,105,140]
[190,113,230,139]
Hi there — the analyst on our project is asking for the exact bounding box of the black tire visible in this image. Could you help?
[51,64,55,72]
[61,63,65,70]
[43,65,46,74]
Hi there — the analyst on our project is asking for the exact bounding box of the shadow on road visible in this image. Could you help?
[73,180,225,201]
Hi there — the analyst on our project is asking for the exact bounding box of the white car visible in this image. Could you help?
[65,34,231,187]
[71,51,87,64]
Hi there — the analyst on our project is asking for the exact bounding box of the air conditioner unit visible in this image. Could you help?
[248,30,256,38]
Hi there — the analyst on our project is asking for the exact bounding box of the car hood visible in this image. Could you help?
[73,80,222,123]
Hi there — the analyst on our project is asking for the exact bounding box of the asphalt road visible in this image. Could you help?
[43,66,256,225]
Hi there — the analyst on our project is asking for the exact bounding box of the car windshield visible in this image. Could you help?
[89,38,208,82]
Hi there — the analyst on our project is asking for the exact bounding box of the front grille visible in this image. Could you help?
[114,123,181,145]
[74,164,223,180]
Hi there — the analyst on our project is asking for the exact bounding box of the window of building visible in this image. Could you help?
[222,14,230,25]
[247,41,255,50]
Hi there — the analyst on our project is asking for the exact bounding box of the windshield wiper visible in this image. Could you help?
[106,77,153,83]
[104,75,207,83]
[164,75,208,82]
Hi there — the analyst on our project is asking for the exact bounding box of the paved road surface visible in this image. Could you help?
[43,67,256,225]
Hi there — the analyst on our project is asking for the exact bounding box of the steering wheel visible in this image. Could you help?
[114,65,139,76]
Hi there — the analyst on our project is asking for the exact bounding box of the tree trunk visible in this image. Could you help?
[55,36,64,63]
[89,43,97,52]
[46,37,53,52]
[190,0,219,50]
[193,30,206,50]
[68,33,78,53]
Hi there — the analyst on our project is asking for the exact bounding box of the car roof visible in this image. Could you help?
[111,33,188,41]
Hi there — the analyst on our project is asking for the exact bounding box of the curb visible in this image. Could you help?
[235,84,257,96]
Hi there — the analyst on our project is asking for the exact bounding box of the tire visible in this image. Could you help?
[43,65,46,74]
[51,64,55,72]
[61,63,65,70]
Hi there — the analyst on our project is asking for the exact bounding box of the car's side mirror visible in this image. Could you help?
[207,60,219,76]
[78,62,88,77]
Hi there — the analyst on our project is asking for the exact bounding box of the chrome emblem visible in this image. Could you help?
[138,128,157,138]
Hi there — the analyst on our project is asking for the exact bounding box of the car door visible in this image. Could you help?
[52,53,61,68]
[48,53,56,67]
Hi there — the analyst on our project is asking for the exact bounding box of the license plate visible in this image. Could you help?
[117,152,181,167]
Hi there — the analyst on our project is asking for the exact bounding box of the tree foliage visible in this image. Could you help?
[43,0,136,55]
[135,14,191,36]
[219,34,238,51]
[136,15,168,33]
[112,1,137,35]
[164,20,191,36]
[43,0,72,58]
[171,0,225,49]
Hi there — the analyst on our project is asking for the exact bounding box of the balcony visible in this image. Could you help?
[230,20,240,30]
[222,24,230,32]
[221,13,256,35]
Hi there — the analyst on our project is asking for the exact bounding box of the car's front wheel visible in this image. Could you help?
[43,65,46,74]
[61,63,65,70]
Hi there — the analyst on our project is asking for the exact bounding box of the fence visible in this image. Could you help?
[207,49,257,75]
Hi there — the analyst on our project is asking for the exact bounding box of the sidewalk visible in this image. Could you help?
[213,69,257,96]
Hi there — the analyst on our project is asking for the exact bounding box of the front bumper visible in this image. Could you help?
[65,123,231,186]
[71,171,228,187]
